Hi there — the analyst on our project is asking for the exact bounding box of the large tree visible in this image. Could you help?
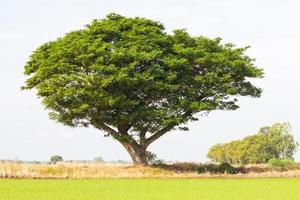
[23,13,263,164]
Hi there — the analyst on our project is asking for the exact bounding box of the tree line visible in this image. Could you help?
[207,122,298,165]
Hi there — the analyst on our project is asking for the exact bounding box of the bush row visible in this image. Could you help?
[197,163,246,174]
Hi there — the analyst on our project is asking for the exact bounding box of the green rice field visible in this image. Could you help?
[1,178,300,200]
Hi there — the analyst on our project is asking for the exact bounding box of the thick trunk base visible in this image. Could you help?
[121,142,147,165]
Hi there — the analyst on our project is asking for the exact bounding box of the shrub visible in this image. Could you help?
[197,162,244,174]
[268,158,294,167]
[169,162,200,172]
[197,164,219,174]
[218,162,237,174]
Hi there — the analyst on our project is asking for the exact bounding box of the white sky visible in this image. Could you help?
[0,0,299,162]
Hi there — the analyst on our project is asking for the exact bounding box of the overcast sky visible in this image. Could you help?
[1,0,299,162]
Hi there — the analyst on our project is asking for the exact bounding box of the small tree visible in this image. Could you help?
[50,155,63,164]
[94,156,105,163]
[23,13,263,165]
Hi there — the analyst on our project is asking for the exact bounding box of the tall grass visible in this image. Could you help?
[0,162,194,179]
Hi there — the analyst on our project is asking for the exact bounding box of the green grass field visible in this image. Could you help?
[1,178,300,200]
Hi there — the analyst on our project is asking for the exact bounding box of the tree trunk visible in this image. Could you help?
[121,141,147,165]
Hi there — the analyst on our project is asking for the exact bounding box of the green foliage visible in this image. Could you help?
[208,122,299,165]
[50,155,63,164]
[218,162,237,174]
[197,164,219,174]
[145,151,157,164]
[268,158,294,167]
[197,162,243,174]
[23,13,263,163]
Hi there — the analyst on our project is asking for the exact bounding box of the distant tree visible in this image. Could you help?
[22,13,263,165]
[94,156,105,163]
[261,122,298,160]
[50,155,63,164]
[207,144,226,163]
[207,122,298,164]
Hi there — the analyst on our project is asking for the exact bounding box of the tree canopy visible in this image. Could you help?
[207,122,298,165]
[23,13,263,164]
[50,155,63,164]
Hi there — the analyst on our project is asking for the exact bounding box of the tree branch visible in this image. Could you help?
[145,111,193,147]
[139,128,148,145]
[92,120,141,148]
[118,124,132,135]
[144,123,176,147]
[93,122,119,139]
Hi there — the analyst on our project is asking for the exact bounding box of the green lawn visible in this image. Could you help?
[0,178,300,200]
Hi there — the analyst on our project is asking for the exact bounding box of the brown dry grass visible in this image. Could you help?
[1,162,300,179]
[0,162,190,179]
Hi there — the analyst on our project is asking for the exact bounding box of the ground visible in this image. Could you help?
[1,178,300,200]
[2,163,300,178]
